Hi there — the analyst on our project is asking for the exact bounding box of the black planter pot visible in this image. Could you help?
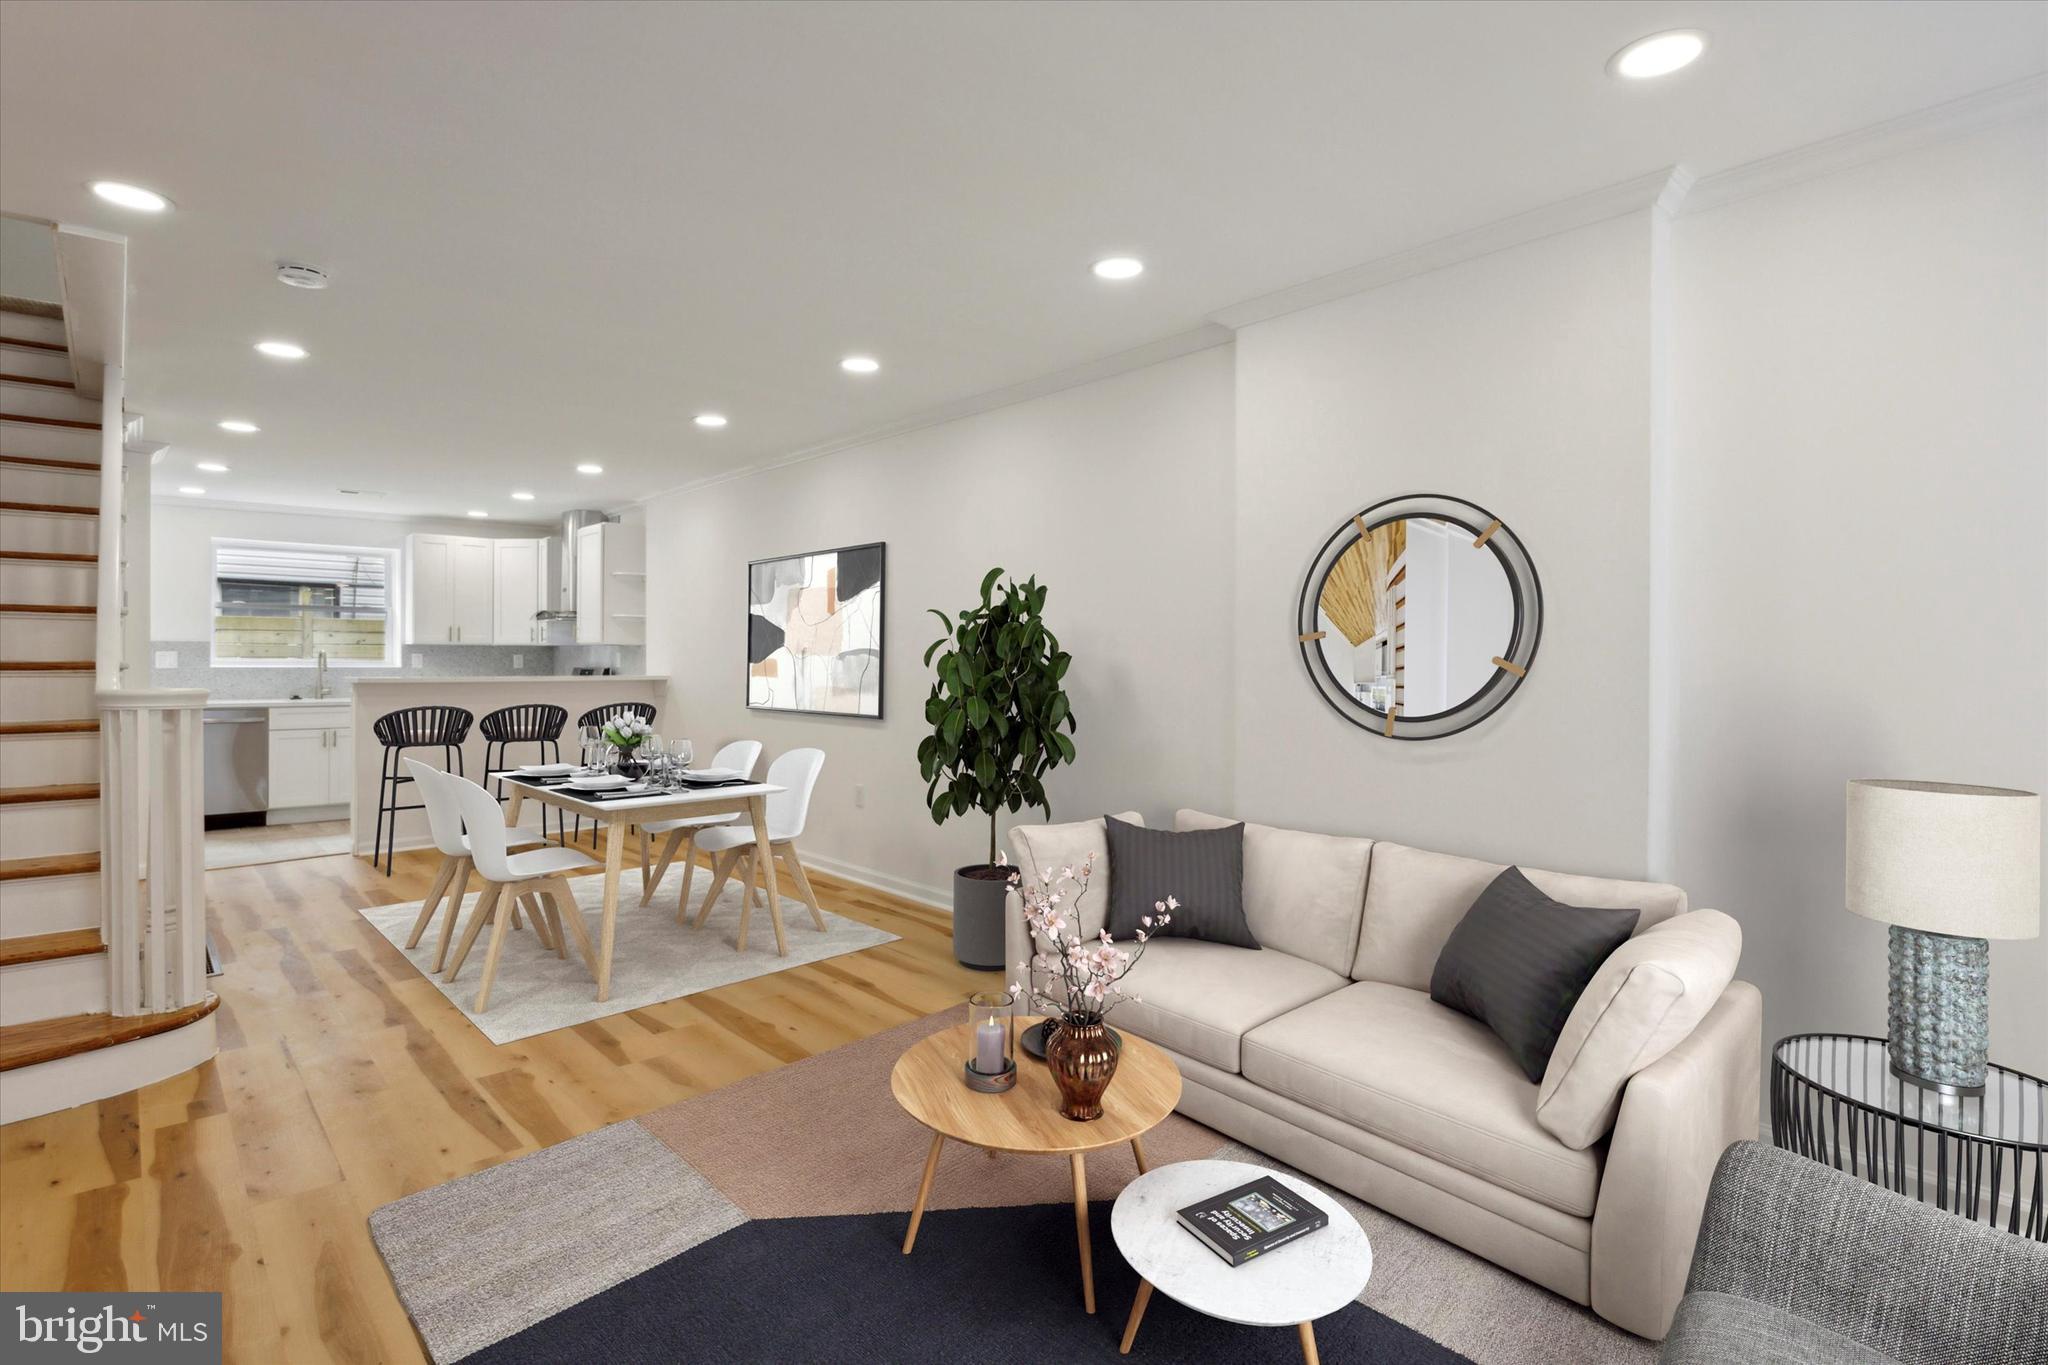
[952,865,1010,970]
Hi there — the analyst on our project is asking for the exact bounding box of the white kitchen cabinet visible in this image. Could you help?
[574,522,645,645]
[405,534,496,643]
[492,538,547,644]
[268,705,352,815]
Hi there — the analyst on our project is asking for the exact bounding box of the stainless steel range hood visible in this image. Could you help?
[535,509,611,620]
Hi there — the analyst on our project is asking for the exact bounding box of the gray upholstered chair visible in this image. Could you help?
[1661,1141,2048,1365]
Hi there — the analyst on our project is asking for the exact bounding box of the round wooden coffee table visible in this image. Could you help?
[891,1017,1182,1314]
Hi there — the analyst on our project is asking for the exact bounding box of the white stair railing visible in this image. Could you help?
[97,689,209,1014]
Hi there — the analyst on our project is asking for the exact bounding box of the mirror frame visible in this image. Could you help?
[1294,493,1542,740]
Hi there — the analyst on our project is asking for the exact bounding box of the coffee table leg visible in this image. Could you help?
[1119,1279,1153,1354]
[1130,1135,1150,1174]
[1297,1322,1319,1365]
[902,1132,945,1254]
[1071,1151,1096,1314]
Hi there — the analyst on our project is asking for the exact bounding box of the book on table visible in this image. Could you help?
[1175,1175,1329,1266]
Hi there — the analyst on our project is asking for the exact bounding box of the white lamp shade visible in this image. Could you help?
[1845,780,2040,939]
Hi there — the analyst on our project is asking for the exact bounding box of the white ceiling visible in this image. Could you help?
[1,1,2042,519]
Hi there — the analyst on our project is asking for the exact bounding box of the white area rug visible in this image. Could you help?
[358,866,899,1044]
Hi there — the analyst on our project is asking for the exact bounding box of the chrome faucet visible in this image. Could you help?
[314,650,331,699]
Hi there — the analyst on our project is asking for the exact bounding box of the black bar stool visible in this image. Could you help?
[371,705,474,875]
[480,703,568,844]
[570,701,658,845]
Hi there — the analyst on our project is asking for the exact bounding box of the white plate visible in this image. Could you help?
[682,767,745,781]
[565,774,630,791]
[517,762,575,776]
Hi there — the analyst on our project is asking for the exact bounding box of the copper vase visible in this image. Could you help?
[1045,1017,1120,1121]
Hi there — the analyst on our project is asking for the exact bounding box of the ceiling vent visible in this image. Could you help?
[336,487,388,497]
[276,263,329,289]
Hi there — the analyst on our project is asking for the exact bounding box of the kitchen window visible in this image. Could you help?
[211,539,400,667]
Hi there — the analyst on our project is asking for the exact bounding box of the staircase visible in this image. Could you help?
[0,297,217,1125]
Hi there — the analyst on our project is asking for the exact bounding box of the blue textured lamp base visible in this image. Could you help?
[1886,925,1989,1096]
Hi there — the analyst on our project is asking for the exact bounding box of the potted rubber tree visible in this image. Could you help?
[920,568,1077,968]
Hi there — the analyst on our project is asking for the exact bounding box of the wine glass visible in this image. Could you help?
[578,724,602,772]
[671,738,694,775]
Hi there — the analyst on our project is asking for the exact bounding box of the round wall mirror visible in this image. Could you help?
[1295,494,1541,739]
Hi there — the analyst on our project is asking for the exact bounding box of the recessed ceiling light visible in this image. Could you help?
[467,509,490,519]
[276,263,329,290]
[255,340,307,360]
[576,463,603,475]
[694,413,728,428]
[1609,30,1707,80]
[217,419,259,433]
[91,181,170,212]
[841,355,881,374]
[177,486,206,495]
[195,461,229,473]
[510,490,536,501]
[1092,256,1144,281]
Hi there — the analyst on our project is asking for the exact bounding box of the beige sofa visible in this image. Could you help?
[1006,810,1760,1341]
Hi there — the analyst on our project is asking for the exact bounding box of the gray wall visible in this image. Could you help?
[642,118,2047,1079]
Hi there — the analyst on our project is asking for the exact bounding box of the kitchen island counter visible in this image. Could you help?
[347,674,668,861]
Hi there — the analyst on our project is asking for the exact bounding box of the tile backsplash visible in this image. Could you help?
[150,641,646,700]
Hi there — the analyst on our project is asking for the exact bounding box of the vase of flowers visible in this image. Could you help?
[602,714,654,778]
[1008,852,1174,1121]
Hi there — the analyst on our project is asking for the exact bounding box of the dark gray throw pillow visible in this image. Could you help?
[1429,867,1639,1083]
[1103,816,1259,949]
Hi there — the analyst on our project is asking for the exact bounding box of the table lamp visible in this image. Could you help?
[1845,779,2041,1094]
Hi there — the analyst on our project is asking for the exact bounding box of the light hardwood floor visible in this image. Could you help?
[0,835,989,1363]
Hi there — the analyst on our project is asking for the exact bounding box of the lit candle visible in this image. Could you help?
[974,1018,1005,1075]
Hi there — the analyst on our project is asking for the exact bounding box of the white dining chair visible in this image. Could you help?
[401,759,558,970]
[440,772,605,1012]
[687,747,827,953]
[637,739,764,906]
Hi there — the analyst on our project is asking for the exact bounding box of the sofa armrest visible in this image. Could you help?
[1678,1140,2048,1365]
[1591,979,1761,1339]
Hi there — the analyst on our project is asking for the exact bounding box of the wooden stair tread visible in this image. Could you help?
[0,336,66,354]
[0,454,97,472]
[0,719,98,735]
[0,927,103,967]
[0,548,95,562]
[0,782,98,805]
[0,413,99,431]
[0,499,97,515]
[0,660,95,671]
[0,602,94,614]
[0,850,99,881]
[0,373,75,389]
[0,997,218,1072]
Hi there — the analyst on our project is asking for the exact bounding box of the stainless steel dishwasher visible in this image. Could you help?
[202,708,268,829]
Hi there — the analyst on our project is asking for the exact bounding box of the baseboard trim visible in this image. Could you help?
[798,850,951,913]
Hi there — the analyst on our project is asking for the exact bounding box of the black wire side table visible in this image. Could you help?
[1771,1034,2045,1239]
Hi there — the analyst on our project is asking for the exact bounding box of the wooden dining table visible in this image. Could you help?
[498,772,785,1001]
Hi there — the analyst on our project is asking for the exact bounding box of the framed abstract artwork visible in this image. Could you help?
[746,541,885,717]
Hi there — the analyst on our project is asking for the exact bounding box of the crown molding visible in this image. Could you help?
[630,322,1233,507]
[148,493,556,531]
[1208,166,1690,331]
[1685,74,2047,216]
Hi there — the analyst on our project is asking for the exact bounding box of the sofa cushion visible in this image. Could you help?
[1241,980,1603,1217]
[1353,841,1686,989]
[1662,1293,1901,1365]
[1007,812,1143,945]
[1429,867,1641,1083]
[1176,810,1371,976]
[1105,816,1258,948]
[1537,909,1743,1149]
[1111,939,1347,1074]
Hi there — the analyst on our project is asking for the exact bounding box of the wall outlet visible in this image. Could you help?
[853,783,865,808]
[154,649,178,668]
[512,653,524,669]
[410,653,424,669]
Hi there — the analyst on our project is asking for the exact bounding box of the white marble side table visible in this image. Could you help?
[1110,1158,1373,1363]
